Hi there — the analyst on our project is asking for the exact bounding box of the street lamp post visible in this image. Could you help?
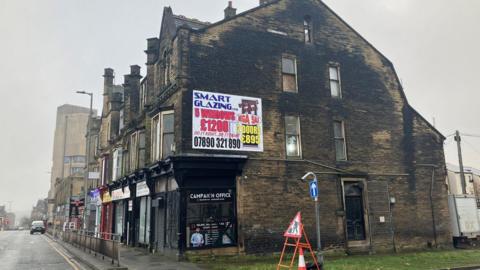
[301,172,324,267]
[76,90,93,231]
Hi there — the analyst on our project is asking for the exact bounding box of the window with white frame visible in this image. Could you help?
[285,116,301,157]
[329,65,342,98]
[282,56,297,92]
[333,121,347,161]
[139,82,147,112]
[304,16,312,43]
[112,148,123,180]
[161,112,174,158]
[119,109,125,132]
[151,114,161,161]
[163,50,170,86]
[152,111,175,161]
[138,131,146,168]
[130,132,138,171]
[101,156,109,185]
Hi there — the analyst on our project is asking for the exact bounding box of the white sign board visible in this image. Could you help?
[136,181,150,197]
[192,90,263,152]
[88,172,100,180]
[112,187,131,201]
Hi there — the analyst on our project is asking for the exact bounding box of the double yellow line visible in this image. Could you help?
[44,236,83,270]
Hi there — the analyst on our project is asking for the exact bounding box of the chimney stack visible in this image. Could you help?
[224,1,237,19]
[259,0,270,5]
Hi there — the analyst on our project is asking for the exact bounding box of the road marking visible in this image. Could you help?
[43,236,82,270]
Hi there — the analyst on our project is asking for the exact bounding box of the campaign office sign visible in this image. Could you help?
[188,189,234,203]
[192,90,263,152]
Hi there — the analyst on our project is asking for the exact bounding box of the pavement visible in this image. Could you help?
[0,230,90,270]
[47,232,205,270]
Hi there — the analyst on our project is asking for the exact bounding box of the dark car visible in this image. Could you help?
[30,221,45,234]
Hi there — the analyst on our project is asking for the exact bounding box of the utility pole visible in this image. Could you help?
[76,91,93,231]
[454,130,467,194]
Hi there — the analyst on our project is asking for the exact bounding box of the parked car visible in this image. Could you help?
[30,221,45,234]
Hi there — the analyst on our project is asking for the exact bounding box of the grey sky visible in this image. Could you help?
[1,0,479,217]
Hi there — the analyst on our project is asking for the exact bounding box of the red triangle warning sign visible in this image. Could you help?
[283,211,302,238]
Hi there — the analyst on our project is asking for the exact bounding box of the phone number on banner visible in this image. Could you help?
[193,136,241,149]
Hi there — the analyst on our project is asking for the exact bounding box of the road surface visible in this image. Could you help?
[0,230,90,270]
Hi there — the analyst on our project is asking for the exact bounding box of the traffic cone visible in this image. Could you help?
[298,247,307,270]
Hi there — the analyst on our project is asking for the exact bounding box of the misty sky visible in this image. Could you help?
[1,0,479,217]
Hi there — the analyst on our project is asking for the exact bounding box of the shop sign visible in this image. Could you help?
[102,190,112,203]
[128,200,133,211]
[188,189,234,203]
[136,181,150,197]
[192,90,263,152]
[112,187,131,201]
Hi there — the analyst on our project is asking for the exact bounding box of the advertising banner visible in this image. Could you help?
[192,90,263,152]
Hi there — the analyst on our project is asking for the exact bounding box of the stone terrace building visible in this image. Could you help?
[93,0,451,257]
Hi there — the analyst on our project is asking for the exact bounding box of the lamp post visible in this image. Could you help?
[301,172,324,267]
[76,90,93,231]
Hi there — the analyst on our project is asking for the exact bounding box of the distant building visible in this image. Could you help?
[30,199,48,221]
[47,104,91,227]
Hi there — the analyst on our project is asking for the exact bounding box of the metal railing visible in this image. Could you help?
[61,230,121,266]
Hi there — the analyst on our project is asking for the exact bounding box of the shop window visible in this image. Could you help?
[186,189,236,249]
[329,65,342,98]
[282,56,297,92]
[334,121,347,161]
[285,116,301,158]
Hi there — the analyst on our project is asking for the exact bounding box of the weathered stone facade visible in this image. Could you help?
[93,0,451,256]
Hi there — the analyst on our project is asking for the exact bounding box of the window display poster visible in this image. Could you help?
[192,90,263,152]
[188,221,235,248]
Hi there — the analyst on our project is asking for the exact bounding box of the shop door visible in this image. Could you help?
[344,183,366,241]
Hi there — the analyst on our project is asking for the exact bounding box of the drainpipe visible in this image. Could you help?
[417,164,439,248]
[429,167,438,248]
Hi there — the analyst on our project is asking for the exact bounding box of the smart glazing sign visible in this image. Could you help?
[192,90,263,152]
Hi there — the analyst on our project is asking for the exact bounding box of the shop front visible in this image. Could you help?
[186,188,236,249]
[111,186,130,241]
[100,188,113,239]
[135,180,151,247]
[171,155,247,256]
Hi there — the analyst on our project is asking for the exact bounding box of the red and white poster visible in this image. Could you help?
[192,90,263,152]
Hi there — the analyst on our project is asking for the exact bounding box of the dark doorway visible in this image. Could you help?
[344,182,366,241]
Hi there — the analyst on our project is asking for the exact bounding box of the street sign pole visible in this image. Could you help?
[306,174,324,266]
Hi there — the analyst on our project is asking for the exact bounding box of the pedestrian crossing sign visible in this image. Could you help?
[283,211,302,238]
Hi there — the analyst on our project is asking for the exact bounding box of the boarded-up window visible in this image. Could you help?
[282,57,297,92]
